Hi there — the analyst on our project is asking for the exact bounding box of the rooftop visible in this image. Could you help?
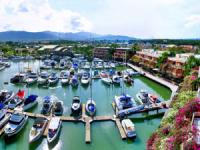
[38,45,58,51]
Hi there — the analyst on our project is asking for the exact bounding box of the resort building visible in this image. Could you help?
[93,47,131,61]
[134,49,165,69]
[166,53,194,79]
[93,47,109,60]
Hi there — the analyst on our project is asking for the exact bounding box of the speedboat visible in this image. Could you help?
[40,60,52,70]
[112,75,121,85]
[123,74,134,85]
[81,72,90,85]
[23,95,38,111]
[114,94,136,111]
[59,70,66,79]
[100,71,108,78]
[104,62,110,69]
[59,60,66,70]
[70,75,79,87]
[71,96,82,115]
[53,101,64,116]
[4,113,28,137]
[83,62,90,69]
[93,70,100,78]
[48,73,59,86]
[85,98,96,117]
[0,90,15,104]
[25,72,38,85]
[47,117,62,143]
[122,119,136,138]
[96,62,103,69]
[61,72,70,85]
[101,77,112,85]
[41,96,54,115]
[8,90,25,110]
[10,73,27,84]
[136,90,150,105]
[29,118,48,143]
[0,110,11,129]
[38,71,49,85]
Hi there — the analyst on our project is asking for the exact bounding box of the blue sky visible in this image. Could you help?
[0,0,200,39]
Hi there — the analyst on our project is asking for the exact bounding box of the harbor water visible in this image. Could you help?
[0,60,171,150]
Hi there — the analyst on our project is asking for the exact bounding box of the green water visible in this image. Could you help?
[0,60,171,150]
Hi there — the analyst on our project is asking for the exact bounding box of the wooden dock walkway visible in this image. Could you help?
[115,118,126,140]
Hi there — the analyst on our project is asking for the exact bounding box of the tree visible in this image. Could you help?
[109,44,118,59]
[156,52,169,68]
[184,56,200,76]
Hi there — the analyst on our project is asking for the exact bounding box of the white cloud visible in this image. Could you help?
[0,0,93,32]
[184,14,200,28]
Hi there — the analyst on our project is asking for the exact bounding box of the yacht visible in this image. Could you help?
[53,101,64,116]
[37,71,49,85]
[101,77,112,85]
[136,90,150,105]
[85,98,96,117]
[10,73,27,84]
[41,96,54,115]
[122,119,136,138]
[23,95,38,111]
[0,90,15,104]
[4,113,28,137]
[81,72,90,85]
[48,73,59,86]
[29,118,48,143]
[0,110,11,129]
[71,96,82,115]
[25,72,38,85]
[114,94,136,111]
[8,90,25,110]
[123,74,133,85]
[47,117,62,143]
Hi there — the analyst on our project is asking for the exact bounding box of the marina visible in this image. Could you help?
[0,60,172,150]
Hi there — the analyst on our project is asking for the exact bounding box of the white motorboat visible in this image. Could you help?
[41,96,54,115]
[71,96,82,115]
[23,95,38,111]
[101,77,112,85]
[60,72,70,85]
[136,90,150,105]
[81,72,90,85]
[0,110,11,129]
[0,90,15,104]
[48,73,59,86]
[47,117,62,143]
[4,113,28,137]
[37,71,49,85]
[85,98,96,117]
[122,119,136,138]
[29,117,48,143]
[25,73,38,85]
[123,74,134,85]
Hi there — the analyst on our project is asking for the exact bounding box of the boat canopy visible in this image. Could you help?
[33,118,46,128]
[24,95,38,105]
[49,117,60,129]
[120,94,132,102]
[0,103,5,109]
[10,114,25,123]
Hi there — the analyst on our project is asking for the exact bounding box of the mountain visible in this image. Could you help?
[0,31,136,41]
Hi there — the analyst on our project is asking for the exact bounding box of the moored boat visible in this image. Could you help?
[48,73,59,86]
[112,75,121,85]
[47,117,62,143]
[70,75,79,87]
[29,117,48,143]
[136,90,150,105]
[37,71,49,85]
[123,74,133,85]
[8,90,25,110]
[53,101,64,116]
[71,96,82,115]
[122,119,136,138]
[4,113,28,137]
[25,72,38,85]
[60,71,70,85]
[41,96,54,115]
[10,73,27,84]
[81,72,90,85]
[101,77,112,85]
[0,90,15,104]
[85,98,96,117]
[23,95,38,111]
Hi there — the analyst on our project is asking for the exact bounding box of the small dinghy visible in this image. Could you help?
[29,117,48,143]
[47,117,62,143]
[85,98,96,117]
[71,96,82,115]
[4,113,28,137]
[23,95,38,111]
